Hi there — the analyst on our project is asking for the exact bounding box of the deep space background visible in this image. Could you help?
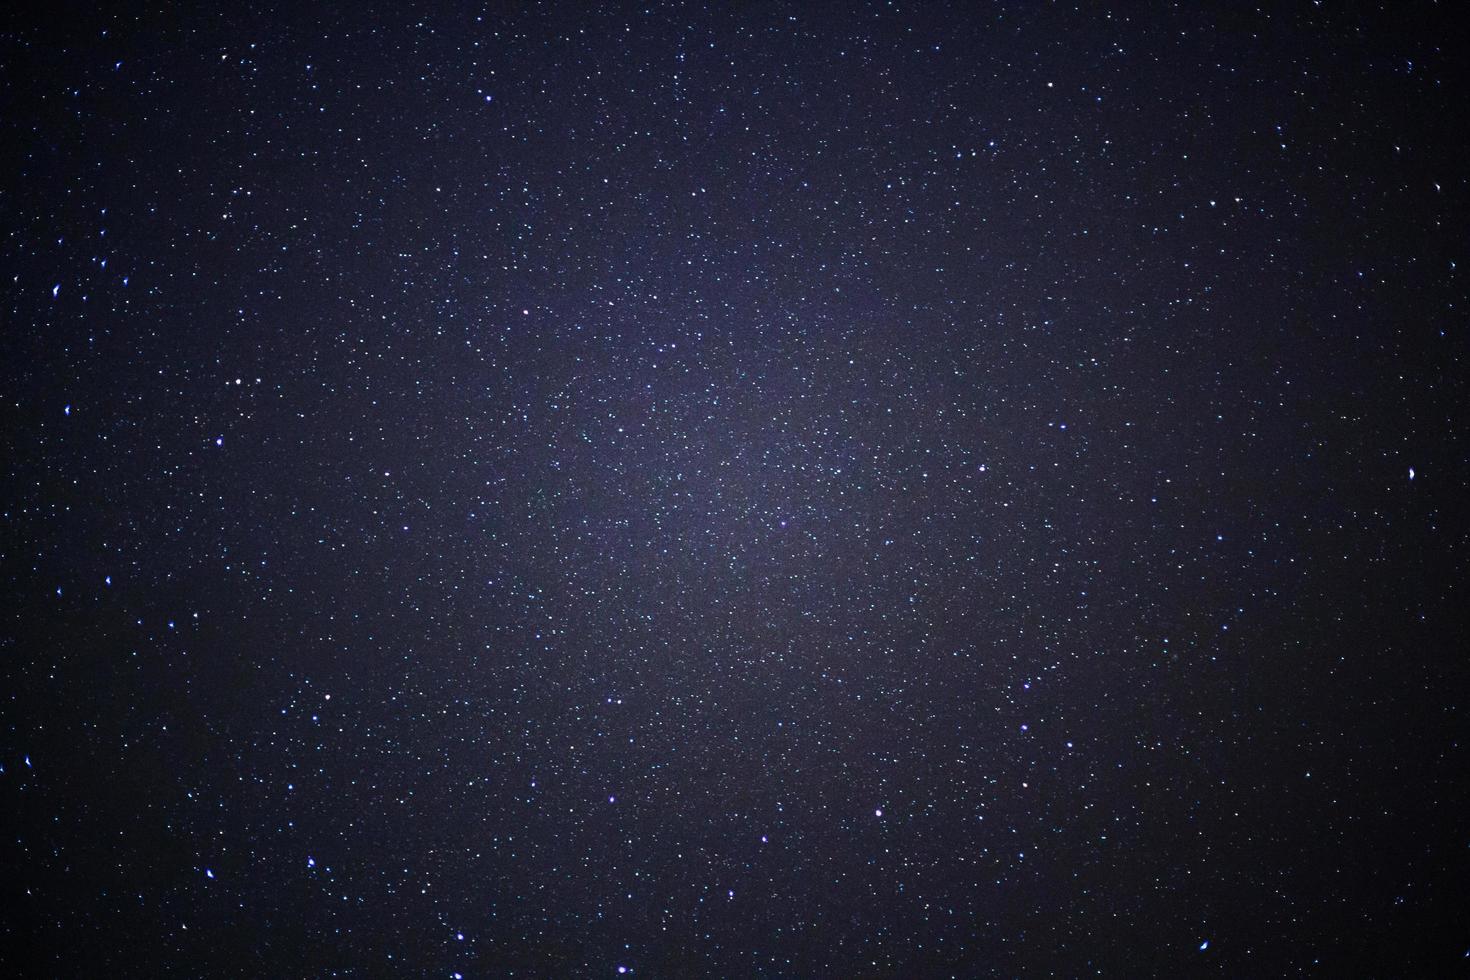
[3,1,1468,976]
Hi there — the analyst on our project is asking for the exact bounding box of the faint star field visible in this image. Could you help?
[2,2,1468,977]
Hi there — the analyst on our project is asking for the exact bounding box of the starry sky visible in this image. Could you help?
[3,2,1468,976]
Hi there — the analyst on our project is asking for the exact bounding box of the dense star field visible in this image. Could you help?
[3,2,1467,976]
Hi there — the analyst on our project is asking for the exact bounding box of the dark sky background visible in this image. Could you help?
[3,2,1468,976]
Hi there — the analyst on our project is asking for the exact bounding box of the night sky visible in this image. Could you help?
[3,2,1468,976]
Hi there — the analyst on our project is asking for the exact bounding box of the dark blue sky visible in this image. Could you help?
[3,2,1467,976]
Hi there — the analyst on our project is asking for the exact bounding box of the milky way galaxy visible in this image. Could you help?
[3,3,1468,976]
